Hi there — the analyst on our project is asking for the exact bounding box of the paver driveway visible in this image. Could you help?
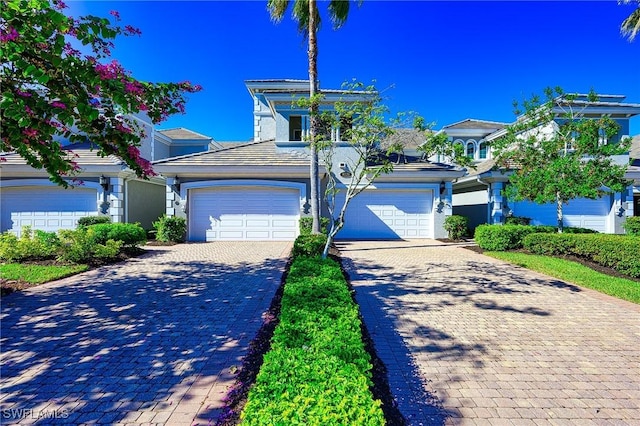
[1,242,291,425]
[339,240,640,426]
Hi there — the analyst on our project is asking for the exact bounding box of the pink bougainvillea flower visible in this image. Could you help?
[16,90,32,97]
[23,128,38,138]
[0,27,19,43]
[124,25,142,36]
[51,101,67,109]
[109,10,120,19]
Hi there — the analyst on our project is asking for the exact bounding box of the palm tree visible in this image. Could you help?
[620,0,640,41]
[267,0,353,234]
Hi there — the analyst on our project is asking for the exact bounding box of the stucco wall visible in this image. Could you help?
[127,179,165,230]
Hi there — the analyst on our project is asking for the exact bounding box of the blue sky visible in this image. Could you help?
[70,1,640,140]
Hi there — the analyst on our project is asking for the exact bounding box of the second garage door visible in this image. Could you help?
[189,186,300,241]
[336,189,434,240]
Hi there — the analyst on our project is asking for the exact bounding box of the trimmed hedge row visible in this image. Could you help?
[523,233,640,278]
[475,224,598,251]
[240,240,384,425]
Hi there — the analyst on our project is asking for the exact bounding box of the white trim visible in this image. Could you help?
[181,179,307,212]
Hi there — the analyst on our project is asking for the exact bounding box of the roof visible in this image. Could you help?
[152,139,311,167]
[443,119,508,130]
[630,134,640,160]
[0,142,124,167]
[157,128,213,140]
[381,128,426,151]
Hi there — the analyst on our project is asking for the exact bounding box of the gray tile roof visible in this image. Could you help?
[443,119,508,130]
[157,128,212,140]
[152,139,311,167]
[631,135,640,160]
[381,128,426,151]
[0,143,124,166]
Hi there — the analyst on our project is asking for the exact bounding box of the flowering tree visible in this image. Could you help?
[1,0,201,186]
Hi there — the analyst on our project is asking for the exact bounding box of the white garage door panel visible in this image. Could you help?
[511,197,611,232]
[0,186,98,235]
[190,186,299,241]
[336,189,434,240]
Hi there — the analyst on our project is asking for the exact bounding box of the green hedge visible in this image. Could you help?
[153,215,186,243]
[0,227,61,262]
[90,223,147,248]
[624,217,640,236]
[241,246,383,424]
[299,217,330,235]
[77,215,111,227]
[523,233,640,278]
[474,225,545,251]
[292,234,327,258]
[444,215,468,240]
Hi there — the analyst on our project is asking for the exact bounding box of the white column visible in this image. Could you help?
[490,182,505,225]
[108,177,125,223]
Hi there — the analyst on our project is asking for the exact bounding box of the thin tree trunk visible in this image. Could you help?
[556,192,564,233]
[308,0,321,234]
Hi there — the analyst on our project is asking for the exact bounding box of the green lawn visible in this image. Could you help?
[0,263,89,284]
[485,251,640,304]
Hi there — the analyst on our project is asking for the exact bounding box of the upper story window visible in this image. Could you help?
[466,141,476,159]
[290,115,304,141]
[479,141,488,159]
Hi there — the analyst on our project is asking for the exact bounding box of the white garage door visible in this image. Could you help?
[189,186,300,241]
[511,196,612,232]
[0,186,98,236]
[336,189,434,240]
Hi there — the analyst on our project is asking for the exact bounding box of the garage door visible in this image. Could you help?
[511,196,611,232]
[336,189,434,239]
[0,186,98,236]
[189,186,300,241]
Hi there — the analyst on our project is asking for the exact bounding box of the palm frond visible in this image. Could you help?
[621,5,640,41]
[267,0,289,23]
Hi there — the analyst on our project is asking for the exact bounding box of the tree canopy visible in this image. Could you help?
[492,87,632,232]
[1,0,201,186]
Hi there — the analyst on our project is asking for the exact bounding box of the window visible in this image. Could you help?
[479,142,487,159]
[290,115,303,141]
[466,141,475,159]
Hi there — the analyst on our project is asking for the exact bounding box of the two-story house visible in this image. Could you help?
[152,79,465,241]
[450,94,640,233]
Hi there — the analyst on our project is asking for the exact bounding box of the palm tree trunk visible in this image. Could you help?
[308,0,321,234]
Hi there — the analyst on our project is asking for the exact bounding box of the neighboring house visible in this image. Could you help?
[153,79,465,242]
[451,95,640,233]
[0,117,215,235]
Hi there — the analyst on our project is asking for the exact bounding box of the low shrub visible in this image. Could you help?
[90,223,146,248]
[241,255,384,425]
[623,216,640,236]
[444,215,468,240]
[299,216,330,235]
[505,216,531,226]
[474,224,540,251]
[57,228,123,264]
[292,234,327,258]
[153,215,186,243]
[0,227,60,262]
[523,233,640,278]
[563,227,598,234]
[77,215,111,227]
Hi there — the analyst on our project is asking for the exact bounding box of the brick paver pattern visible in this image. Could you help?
[1,242,291,425]
[339,240,640,426]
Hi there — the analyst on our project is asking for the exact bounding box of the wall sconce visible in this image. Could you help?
[167,176,180,192]
[99,175,109,191]
[439,181,446,195]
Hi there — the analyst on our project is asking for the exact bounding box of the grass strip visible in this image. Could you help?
[0,263,89,284]
[485,251,640,304]
[241,256,384,425]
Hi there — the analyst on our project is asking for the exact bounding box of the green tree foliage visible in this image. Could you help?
[1,0,201,186]
[267,0,358,234]
[620,0,640,41]
[492,87,631,232]
[412,116,476,169]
